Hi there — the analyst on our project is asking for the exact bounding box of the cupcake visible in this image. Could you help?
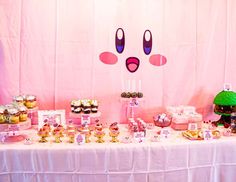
[25,95,37,109]
[73,100,82,113]
[18,105,28,122]
[70,100,76,113]
[13,95,24,104]
[0,106,6,124]
[8,108,20,124]
[90,100,98,113]
[82,100,91,114]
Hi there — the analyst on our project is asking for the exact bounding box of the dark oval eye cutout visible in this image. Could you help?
[143,30,152,55]
[115,28,125,54]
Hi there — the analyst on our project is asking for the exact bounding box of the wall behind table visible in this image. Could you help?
[0,0,235,123]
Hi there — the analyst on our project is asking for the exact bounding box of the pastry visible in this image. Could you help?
[18,105,28,122]
[82,100,91,114]
[73,100,82,113]
[13,95,24,104]
[25,95,37,109]
[90,100,98,113]
[182,130,203,140]
[0,106,6,124]
[70,100,76,112]
[8,108,20,124]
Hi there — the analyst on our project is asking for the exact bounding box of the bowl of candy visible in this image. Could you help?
[153,113,171,127]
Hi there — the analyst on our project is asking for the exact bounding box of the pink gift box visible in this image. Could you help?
[169,109,203,130]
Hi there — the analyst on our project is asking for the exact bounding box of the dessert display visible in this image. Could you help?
[94,121,105,143]
[213,89,236,128]
[71,99,99,114]
[13,94,37,109]
[166,106,202,130]
[121,92,143,98]
[109,122,120,143]
[0,103,30,124]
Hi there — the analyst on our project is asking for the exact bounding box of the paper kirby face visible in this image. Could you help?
[99,28,167,73]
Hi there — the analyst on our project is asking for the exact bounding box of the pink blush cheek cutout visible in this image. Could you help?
[99,52,118,65]
[149,54,167,66]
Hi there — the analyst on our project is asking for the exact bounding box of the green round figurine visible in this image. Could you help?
[213,90,236,128]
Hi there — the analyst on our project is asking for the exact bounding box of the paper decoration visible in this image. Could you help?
[203,130,213,140]
[38,110,66,129]
[160,128,171,139]
[76,134,85,145]
[81,114,91,125]
[134,131,145,143]
[188,123,198,131]
[129,98,139,107]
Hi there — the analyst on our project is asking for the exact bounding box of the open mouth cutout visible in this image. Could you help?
[126,57,140,73]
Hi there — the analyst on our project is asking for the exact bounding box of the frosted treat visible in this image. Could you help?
[70,100,76,112]
[82,100,91,114]
[0,106,6,123]
[90,100,98,113]
[13,95,24,104]
[25,95,37,109]
[18,105,28,122]
[73,100,82,113]
[8,108,20,124]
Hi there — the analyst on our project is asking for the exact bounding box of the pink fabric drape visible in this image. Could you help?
[0,0,235,123]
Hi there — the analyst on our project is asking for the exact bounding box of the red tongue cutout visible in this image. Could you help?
[126,57,140,73]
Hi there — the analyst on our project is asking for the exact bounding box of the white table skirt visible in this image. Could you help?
[1,126,236,182]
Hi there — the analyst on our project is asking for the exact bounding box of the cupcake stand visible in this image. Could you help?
[0,119,31,142]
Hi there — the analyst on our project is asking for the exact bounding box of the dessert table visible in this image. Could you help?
[0,125,236,182]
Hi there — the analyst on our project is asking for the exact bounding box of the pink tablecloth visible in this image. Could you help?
[0,127,236,182]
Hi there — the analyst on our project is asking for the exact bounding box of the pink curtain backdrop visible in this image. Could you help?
[0,0,236,123]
